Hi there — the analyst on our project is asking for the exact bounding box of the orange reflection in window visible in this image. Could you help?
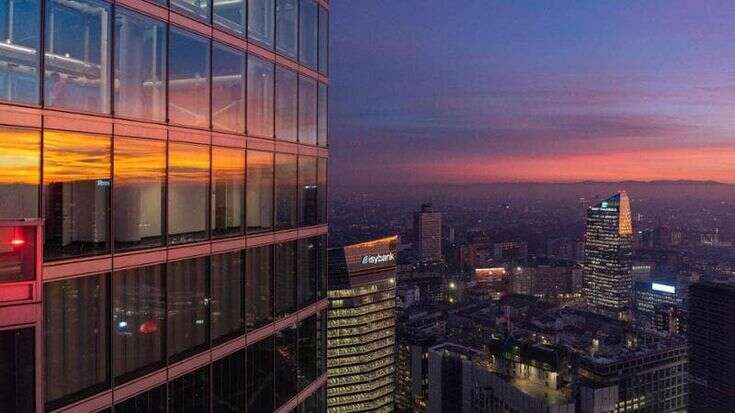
[43,130,110,183]
[114,137,166,183]
[0,128,40,185]
[213,147,245,182]
[168,142,210,182]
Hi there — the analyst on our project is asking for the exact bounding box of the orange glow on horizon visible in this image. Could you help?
[408,146,735,184]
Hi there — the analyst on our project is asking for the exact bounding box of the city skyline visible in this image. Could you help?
[331,0,735,186]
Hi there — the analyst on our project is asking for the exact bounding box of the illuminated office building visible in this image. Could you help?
[326,236,398,413]
[0,0,329,411]
[414,203,442,262]
[584,191,634,319]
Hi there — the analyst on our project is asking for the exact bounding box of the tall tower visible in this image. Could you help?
[414,203,442,262]
[584,191,634,319]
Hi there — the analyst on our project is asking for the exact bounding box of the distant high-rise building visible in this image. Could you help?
[327,236,398,413]
[584,191,634,319]
[414,203,443,262]
[688,282,735,411]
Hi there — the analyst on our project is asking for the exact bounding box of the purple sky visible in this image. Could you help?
[329,1,735,186]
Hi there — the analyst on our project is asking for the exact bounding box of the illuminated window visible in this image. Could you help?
[43,130,111,260]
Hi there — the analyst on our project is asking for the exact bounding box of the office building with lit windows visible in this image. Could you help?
[583,191,634,319]
[0,0,329,411]
[326,236,398,413]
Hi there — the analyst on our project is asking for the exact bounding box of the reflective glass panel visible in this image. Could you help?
[0,127,39,219]
[45,274,108,409]
[0,328,35,412]
[276,0,297,58]
[171,0,210,22]
[114,8,166,122]
[211,251,244,341]
[247,55,274,138]
[212,42,246,133]
[317,234,327,300]
[248,0,274,49]
[169,366,210,412]
[275,241,296,317]
[298,0,317,68]
[213,350,247,412]
[113,265,166,385]
[0,0,40,104]
[168,142,209,244]
[275,153,297,229]
[246,245,273,330]
[212,146,245,237]
[169,28,210,128]
[247,336,274,412]
[317,157,327,225]
[275,66,297,142]
[45,0,111,114]
[318,6,328,73]
[114,385,166,413]
[246,150,273,232]
[114,137,165,251]
[274,324,298,407]
[214,0,246,34]
[298,75,317,145]
[298,237,317,309]
[43,131,110,261]
[167,257,208,360]
[317,83,328,146]
[297,315,317,390]
[299,156,317,226]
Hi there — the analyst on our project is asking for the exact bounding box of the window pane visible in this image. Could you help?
[212,43,246,133]
[298,0,317,68]
[171,0,210,22]
[317,83,328,146]
[275,66,297,142]
[275,153,297,229]
[275,241,297,317]
[246,150,273,232]
[274,324,298,407]
[44,275,108,409]
[169,366,210,412]
[167,257,208,360]
[214,0,246,34]
[113,265,165,384]
[168,142,209,244]
[114,8,166,122]
[212,146,245,237]
[299,156,317,226]
[169,28,210,128]
[0,127,39,219]
[0,328,34,413]
[246,245,273,330]
[298,237,317,309]
[0,0,40,104]
[248,0,274,49]
[298,315,317,390]
[114,137,165,251]
[211,251,244,341]
[45,0,111,114]
[114,385,166,413]
[316,235,327,300]
[213,350,247,412]
[247,55,274,138]
[247,336,274,412]
[317,157,327,225]
[43,131,110,261]
[298,76,317,145]
[318,6,328,74]
[317,310,327,376]
[0,225,36,283]
[276,0,297,58]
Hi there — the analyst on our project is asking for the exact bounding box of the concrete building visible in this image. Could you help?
[414,203,443,263]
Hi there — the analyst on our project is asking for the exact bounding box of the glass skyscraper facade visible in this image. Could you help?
[584,191,634,319]
[326,237,397,413]
[0,0,329,411]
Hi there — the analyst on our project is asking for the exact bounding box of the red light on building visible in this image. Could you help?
[139,320,159,335]
[10,238,25,247]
